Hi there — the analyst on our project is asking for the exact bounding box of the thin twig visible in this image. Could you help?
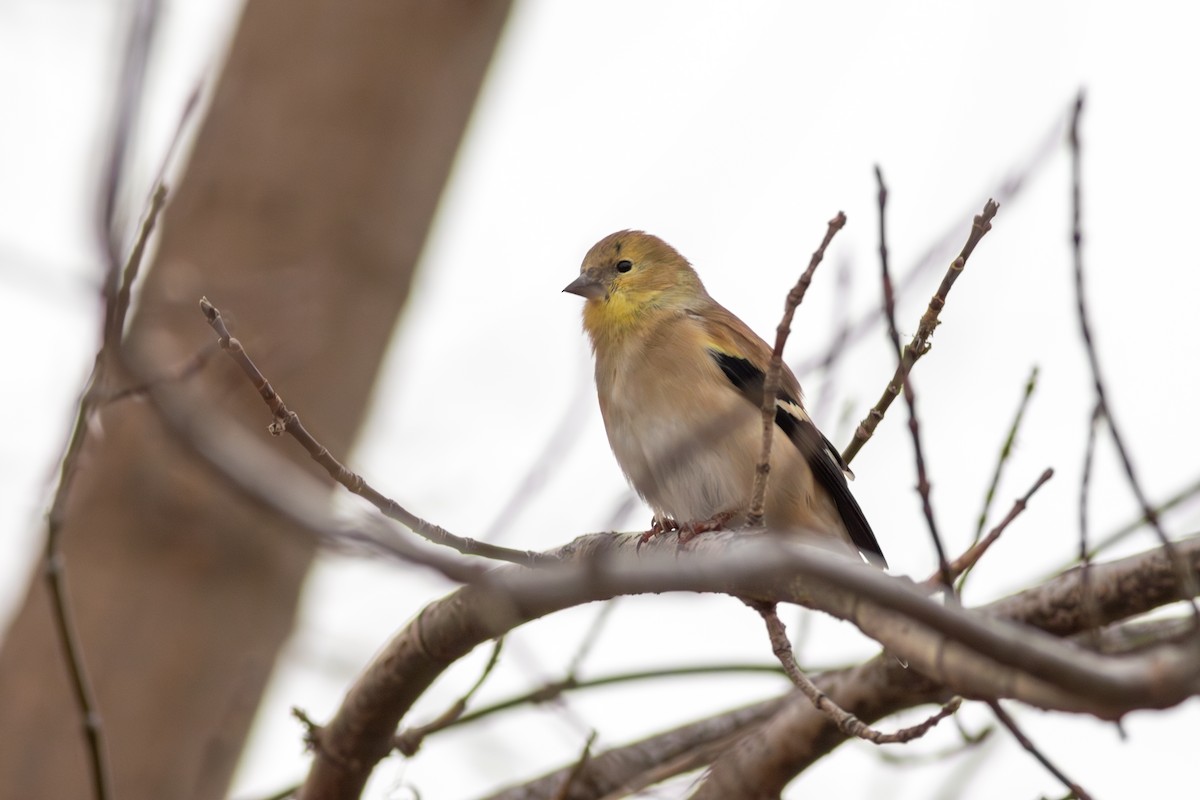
[955,369,1041,594]
[481,372,592,543]
[107,184,166,346]
[972,366,1039,544]
[755,603,960,744]
[842,196,999,466]
[796,110,1064,383]
[987,700,1092,800]
[1087,473,1200,559]
[746,212,847,526]
[452,662,788,731]
[877,720,994,765]
[1078,404,1104,646]
[566,601,619,679]
[98,0,159,273]
[103,341,218,405]
[1069,92,1200,627]
[810,257,854,425]
[551,731,599,800]
[394,638,504,756]
[44,175,171,800]
[874,166,952,589]
[198,298,552,568]
[935,468,1054,592]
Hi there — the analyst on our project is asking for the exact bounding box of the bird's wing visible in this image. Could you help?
[697,302,887,568]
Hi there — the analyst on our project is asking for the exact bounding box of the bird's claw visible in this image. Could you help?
[676,511,735,548]
[636,513,733,552]
[637,517,679,551]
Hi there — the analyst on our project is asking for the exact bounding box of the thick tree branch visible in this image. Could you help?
[489,584,1200,800]
[298,533,1200,799]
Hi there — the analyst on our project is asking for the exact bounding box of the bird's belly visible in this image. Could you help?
[604,403,759,523]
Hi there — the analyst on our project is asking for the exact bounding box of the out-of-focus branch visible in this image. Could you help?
[138,371,487,584]
[973,367,1039,544]
[394,638,504,756]
[46,114,167,800]
[987,700,1092,800]
[480,695,788,800]
[1087,476,1200,560]
[199,298,552,568]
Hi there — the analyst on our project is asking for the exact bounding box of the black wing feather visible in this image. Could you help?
[710,350,887,568]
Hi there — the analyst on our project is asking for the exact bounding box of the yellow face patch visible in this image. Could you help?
[583,284,662,338]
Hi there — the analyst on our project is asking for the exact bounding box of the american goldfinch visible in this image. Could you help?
[564,230,886,568]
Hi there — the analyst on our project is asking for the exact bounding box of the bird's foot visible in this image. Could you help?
[677,511,736,546]
[637,517,680,549]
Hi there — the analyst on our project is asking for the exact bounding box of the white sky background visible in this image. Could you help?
[3,1,1200,798]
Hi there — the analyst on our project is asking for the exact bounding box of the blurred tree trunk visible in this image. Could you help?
[0,1,511,798]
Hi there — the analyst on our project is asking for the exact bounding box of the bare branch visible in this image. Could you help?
[746,212,846,526]
[198,297,552,568]
[138,371,487,583]
[938,468,1055,591]
[1069,91,1200,628]
[487,556,1200,800]
[987,700,1093,800]
[482,695,786,800]
[755,602,959,744]
[45,153,170,800]
[551,731,599,800]
[394,638,504,756]
[972,366,1039,543]
[794,109,1064,381]
[841,196,999,466]
[874,166,952,588]
[1087,474,1200,559]
[298,533,1200,799]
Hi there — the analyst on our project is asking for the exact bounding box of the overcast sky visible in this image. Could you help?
[3,2,1199,798]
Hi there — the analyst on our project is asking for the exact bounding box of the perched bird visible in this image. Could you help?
[564,230,886,568]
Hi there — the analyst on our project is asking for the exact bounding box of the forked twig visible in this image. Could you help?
[842,197,1000,466]
[755,603,960,744]
[746,212,847,526]
[1069,93,1200,627]
[394,638,504,756]
[199,298,552,568]
[1087,474,1200,559]
[552,731,599,800]
[46,179,170,800]
[874,166,953,588]
[935,468,1054,592]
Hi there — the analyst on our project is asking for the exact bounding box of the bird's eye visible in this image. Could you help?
[616,259,633,273]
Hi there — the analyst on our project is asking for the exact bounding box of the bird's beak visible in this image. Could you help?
[562,273,606,300]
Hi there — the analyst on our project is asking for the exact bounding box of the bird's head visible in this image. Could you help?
[564,230,705,339]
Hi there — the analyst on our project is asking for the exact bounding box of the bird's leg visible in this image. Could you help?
[677,510,735,545]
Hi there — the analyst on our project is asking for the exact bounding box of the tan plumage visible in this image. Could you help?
[564,230,886,567]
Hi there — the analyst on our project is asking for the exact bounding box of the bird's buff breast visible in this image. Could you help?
[598,360,760,523]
